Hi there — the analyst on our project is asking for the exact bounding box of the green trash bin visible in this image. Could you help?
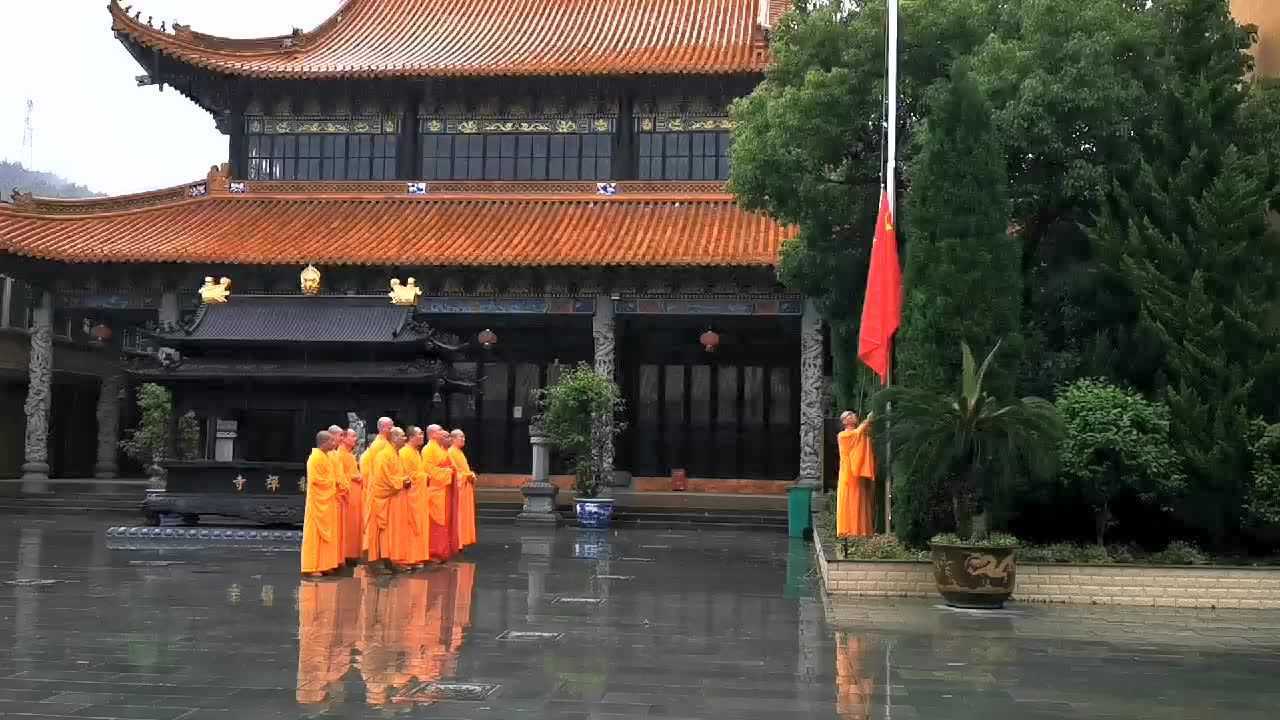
[786,485,813,539]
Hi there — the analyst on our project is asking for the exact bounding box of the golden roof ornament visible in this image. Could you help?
[199,276,232,304]
[300,264,321,296]
[389,277,422,306]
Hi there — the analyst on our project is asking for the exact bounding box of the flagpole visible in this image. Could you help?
[883,0,899,535]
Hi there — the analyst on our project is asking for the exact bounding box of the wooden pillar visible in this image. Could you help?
[797,299,823,487]
[228,82,247,180]
[592,295,617,480]
[20,290,53,490]
[93,371,123,479]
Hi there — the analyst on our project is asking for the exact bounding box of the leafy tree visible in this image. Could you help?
[1245,420,1280,530]
[533,364,625,499]
[1091,0,1280,546]
[1055,378,1184,546]
[897,63,1019,395]
[119,383,200,471]
[873,342,1063,542]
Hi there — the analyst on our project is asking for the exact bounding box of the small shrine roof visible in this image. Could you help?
[109,0,785,80]
[161,295,425,344]
[0,166,792,268]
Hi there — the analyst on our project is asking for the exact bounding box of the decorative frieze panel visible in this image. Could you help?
[636,116,734,133]
[418,297,596,315]
[614,296,803,316]
[419,117,616,134]
[244,115,398,135]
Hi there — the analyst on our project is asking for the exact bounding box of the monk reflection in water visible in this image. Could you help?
[834,630,875,720]
[294,564,477,708]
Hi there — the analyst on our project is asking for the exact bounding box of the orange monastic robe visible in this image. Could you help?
[330,447,363,562]
[295,579,341,704]
[836,423,876,538]
[302,448,345,574]
[422,441,456,561]
[447,446,478,548]
[399,445,430,565]
[364,444,409,563]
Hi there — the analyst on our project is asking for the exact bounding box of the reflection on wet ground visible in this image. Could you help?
[0,513,1277,719]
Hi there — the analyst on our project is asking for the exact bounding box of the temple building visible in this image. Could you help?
[0,0,825,509]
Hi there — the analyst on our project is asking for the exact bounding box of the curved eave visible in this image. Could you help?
[107,0,771,80]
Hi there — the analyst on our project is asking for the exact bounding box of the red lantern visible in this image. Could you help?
[478,328,498,349]
[699,329,720,352]
[91,324,112,343]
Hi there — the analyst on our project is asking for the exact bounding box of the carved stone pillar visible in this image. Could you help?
[517,422,561,526]
[93,372,123,479]
[797,299,823,487]
[591,294,617,482]
[20,291,53,490]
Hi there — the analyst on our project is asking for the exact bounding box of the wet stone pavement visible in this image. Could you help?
[0,514,1277,719]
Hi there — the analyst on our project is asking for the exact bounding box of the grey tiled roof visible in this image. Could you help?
[164,295,423,343]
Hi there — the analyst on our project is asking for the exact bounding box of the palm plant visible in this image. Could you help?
[873,341,1063,541]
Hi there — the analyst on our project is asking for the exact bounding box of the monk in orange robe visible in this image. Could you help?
[302,430,346,576]
[422,424,457,562]
[330,428,364,564]
[398,426,430,567]
[448,429,478,549]
[836,411,876,537]
[364,427,412,572]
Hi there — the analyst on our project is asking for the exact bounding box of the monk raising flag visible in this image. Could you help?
[857,190,902,384]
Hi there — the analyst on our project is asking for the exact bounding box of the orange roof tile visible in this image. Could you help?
[110,0,782,79]
[0,173,792,268]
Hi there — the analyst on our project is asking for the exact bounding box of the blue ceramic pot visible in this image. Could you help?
[575,498,615,529]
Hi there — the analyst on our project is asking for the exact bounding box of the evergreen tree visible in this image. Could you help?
[891,65,1020,543]
[1092,0,1280,546]
[897,65,1019,395]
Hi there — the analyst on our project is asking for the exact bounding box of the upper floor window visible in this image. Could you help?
[635,117,732,181]
[419,118,614,181]
[245,116,399,181]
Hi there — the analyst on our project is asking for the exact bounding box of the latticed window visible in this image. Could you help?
[244,116,399,181]
[419,115,615,181]
[638,131,731,181]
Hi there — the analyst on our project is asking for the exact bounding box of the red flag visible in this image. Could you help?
[857,190,902,385]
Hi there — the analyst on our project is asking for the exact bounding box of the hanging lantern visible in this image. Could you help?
[90,324,113,343]
[699,329,720,352]
[477,328,498,349]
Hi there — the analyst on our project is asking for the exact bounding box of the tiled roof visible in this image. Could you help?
[163,296,421,343]
[109,0,784,79]
[0,169,791,268]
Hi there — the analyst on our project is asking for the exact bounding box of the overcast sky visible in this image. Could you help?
[0,0,341,196]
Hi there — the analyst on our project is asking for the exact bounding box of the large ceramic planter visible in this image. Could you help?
[930,542,1018,609]
[574,497,615,529]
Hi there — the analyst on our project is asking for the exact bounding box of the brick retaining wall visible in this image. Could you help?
[813,531,1280,609]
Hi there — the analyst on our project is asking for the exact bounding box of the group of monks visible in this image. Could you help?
[835,410,877,538]
[301,417,479,576]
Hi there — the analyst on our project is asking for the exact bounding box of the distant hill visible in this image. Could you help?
[0,161,102,200]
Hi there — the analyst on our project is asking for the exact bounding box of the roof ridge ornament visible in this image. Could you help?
[389,277,422,306]
[199,276,232,304]
[300,264,322,296]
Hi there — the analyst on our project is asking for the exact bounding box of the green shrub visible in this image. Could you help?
[1055,378,1184,546]
[1148,540,1208,566]
[931,531,1021,548]
[838,534,929,561]
[533,364,625,498]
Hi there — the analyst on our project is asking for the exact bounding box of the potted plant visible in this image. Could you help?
[534,363,625,529]
[874,342,1063,608]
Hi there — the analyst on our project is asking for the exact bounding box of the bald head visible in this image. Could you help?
[340,428,358,450]
[315,430,335,451]
[327,424,343,436]
[390,426,407,449]
[406,425,425,449]
[377,417,394,435]
[450,429,466,449]
[426,424,444,443]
